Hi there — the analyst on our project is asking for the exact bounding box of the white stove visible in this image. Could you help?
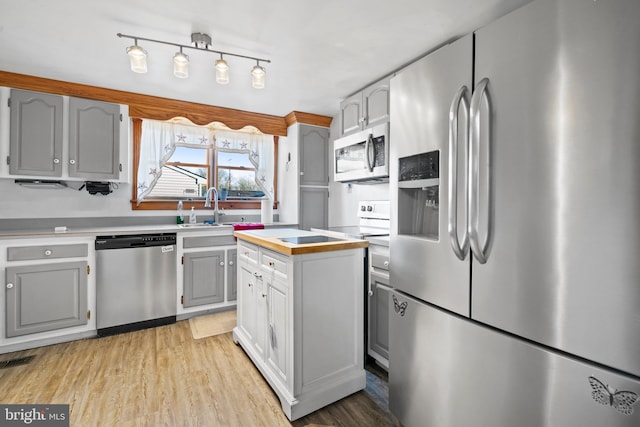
[315,200,390,240]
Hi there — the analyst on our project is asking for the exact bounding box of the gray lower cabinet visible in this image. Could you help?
[227,249,237,301]
[68,97,121,179]
[5,261,88,337]
[9,89,64,177]
[183,250,225,308]
[299,187,329,230]
[369,273,391,362]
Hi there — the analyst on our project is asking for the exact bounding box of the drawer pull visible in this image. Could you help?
[6,283,14,289]
[253,272,263,279]
[219,261,225,266]
[383,260,389,267]
[44,250,52,256]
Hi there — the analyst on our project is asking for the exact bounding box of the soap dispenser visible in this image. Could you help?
[189,207,197,224]
[177,201,184,224]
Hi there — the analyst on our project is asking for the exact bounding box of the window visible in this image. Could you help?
[133,118,277,210]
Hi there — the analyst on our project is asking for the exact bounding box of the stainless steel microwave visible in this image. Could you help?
[334,123,389,183]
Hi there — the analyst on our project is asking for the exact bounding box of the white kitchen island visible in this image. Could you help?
[233,228,368,421]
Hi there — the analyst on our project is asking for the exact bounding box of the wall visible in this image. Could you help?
[276,124,299,224]
[327,114,390,227]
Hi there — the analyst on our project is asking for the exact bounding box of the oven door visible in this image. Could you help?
[334,123,389,182]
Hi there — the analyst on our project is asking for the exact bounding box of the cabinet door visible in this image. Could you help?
[299,187,329,230]
[5,261,88,337]
[340,92,363,136]
[227,249,237,301]
[183,250,224,307]
[362,78,390,129]
[299,125,329,186]
[369,273,391,361]
[238,261,257,342]
[68,97,121,180]
[9,89,63,177]
[266,276,289,383]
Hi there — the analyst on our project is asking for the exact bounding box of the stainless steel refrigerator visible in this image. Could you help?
[389,0,640,425]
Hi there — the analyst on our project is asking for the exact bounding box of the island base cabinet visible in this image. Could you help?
[234,240,366,421]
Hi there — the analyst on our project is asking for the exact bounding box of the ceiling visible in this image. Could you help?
[0,0,532,119]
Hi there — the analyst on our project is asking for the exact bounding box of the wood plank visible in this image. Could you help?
[0,321,398,426]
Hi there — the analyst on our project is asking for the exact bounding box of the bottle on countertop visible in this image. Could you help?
[177,201,184,224]
[189,206,197,224]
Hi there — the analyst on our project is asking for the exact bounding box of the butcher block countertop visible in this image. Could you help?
[234,228,368,255]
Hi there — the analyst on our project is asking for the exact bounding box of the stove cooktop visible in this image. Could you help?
[279,235,344,244]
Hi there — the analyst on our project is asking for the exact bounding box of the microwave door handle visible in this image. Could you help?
[365,133,374,172]
[448,85,470,260]
[468,78,490,264]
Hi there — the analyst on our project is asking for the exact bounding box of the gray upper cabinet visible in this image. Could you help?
[299,125,329,186]
[9,89,63,177]
[183,250,225,308]
[5,261,88,337]
[68,97,121,180]
[339,76,391,137]
[8,88,123,180]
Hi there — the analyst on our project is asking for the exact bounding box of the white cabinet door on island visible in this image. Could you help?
[233,229,368,421]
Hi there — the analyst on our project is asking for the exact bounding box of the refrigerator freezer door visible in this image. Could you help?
[389,291,640,427]
[471,0,640,377]
[389,34,472,316]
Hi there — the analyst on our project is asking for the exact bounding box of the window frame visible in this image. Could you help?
[130,118,278,211]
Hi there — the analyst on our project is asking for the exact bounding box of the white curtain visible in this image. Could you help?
[214,130,275,201]
[136,119,275,204]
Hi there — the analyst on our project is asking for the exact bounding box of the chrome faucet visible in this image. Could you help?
[204,187,220,224]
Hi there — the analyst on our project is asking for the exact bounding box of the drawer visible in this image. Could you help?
[7,244,88,261]
[183,235,236,248]
[261,250,288,277]
[371,252,390,271]
[238,242,258,263]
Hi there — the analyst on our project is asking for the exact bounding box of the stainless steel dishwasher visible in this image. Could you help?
[95,233,177,336]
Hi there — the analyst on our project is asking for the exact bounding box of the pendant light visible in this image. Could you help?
[126,41,147,74]
[117,33,270,87]
[173,48,189,79]
[251,61,266,89]
[215,55,230,84]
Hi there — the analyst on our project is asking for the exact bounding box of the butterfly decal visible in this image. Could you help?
[588,376,639,415]
[392,295,408,317]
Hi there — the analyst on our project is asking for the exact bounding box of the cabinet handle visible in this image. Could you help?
[44,250,52,256]
[69,159,76,165]
[219,261,225,266]
[368,290,374,297]
[383,261,389,268]
[261,293,267,298]
[253,272,262,279]
[248,282,253,288]
[229,261,234,266]
[6,283,14,289]
[53,158,60,164]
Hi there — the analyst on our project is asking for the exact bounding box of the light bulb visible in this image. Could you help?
[251,64,265,89]
[215,58,230,84]
[173,51,189,78]
[127,45,147,74]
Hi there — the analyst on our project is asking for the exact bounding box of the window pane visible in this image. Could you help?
[218,168,260,191]
[218,151,254,168]
[147,146,208,198]
[172,146,208,164]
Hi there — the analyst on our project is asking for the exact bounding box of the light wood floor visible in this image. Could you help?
[0,320,400,426]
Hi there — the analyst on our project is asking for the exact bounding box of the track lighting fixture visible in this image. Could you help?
[118,32,270,88]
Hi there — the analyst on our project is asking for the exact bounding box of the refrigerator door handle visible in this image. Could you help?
[448,85,470,260]
[468,78,491,264]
